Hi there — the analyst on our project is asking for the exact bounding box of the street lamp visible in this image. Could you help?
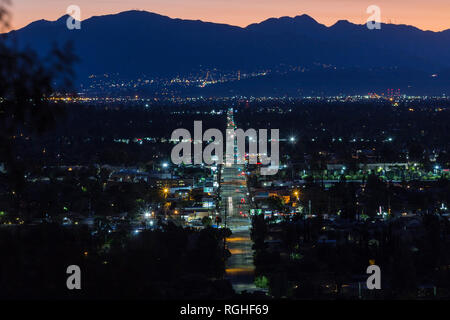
[434,165,441,175]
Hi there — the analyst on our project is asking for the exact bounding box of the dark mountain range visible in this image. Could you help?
[5,10,450,96]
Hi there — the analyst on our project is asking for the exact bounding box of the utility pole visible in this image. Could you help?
[224,198,228,230]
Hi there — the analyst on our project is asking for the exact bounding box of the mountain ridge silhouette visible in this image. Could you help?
[6,10,450,95]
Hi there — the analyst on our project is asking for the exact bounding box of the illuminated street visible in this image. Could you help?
[221,109,261,293]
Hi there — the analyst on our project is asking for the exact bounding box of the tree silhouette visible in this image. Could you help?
[0,0,76,218]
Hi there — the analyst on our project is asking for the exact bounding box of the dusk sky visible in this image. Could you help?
[8,0,450,32]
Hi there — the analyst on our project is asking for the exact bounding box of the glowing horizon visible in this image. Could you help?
[7,0,450,32]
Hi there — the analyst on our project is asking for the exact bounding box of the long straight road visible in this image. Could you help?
[221,108,261,294]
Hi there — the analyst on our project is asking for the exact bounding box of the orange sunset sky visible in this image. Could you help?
[7,0,450,32]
